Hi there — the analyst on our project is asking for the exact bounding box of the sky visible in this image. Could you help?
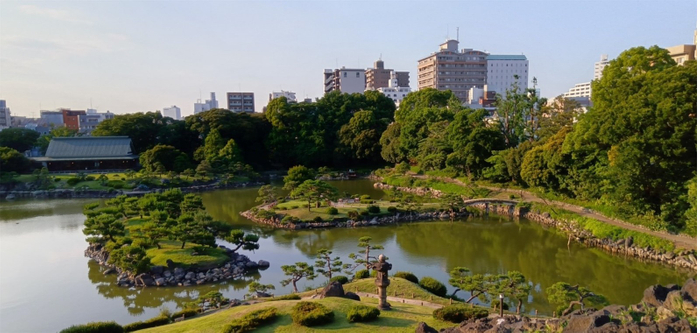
[0,0,697,117]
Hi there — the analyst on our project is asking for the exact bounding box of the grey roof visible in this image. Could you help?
[45,136,136,158]
[486,55,527,60]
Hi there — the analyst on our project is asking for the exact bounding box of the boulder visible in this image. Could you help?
[184,272,195,280]
[563,310,611,333]
[150,265,165,275]
[174,267,185,276]
[681,279,696,304]
[257,260,270,269]
[344,292,360,301]
[415,322,438,333]
[155,278,166,286]
[245,261,259,269]
[642,285,680,307]
[103,268,117,275]
[320,281,345,298]
[254,292,272,298]
[163,270,172,278]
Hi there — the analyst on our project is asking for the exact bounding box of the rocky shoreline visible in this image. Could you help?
[85,243,270,288]
[1,180,264,200]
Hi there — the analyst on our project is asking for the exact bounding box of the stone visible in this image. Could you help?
[320,281,345,298]
[254,291,272,298]
[257,260,270,269]
[155,278,166,286]
[103,268,117,275]
[184,272,195,280]
[681,278,696,304]
[245,261,259,269]
[174,267,185,276]
[344,292,360,301]
[415,322,438,333]
[563,310,611,333]
[642,284,680,307]
[150,265,165,275]
[163,270,172,278]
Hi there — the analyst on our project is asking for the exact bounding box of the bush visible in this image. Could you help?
[85,176,96,181]
[171,308,199,319]
[54,178,61,182]
[394,271,419,283]
[329,275,349,285]
[348,211,359,220]
[346,305,380,323]
[360,194,371,200]
[291,205,299,209]
[123,315,170,332]
[360,199,375,204]
[433,304,488,323]
[355,269,370,279]
[326,207,339,215]
[268,294,301,301]
[66,177,81,186]
[367,205,380,214]
[106,180,124,189]
[313,216,324,222]
[59,322,124,333]
[387,206,397,213]
[359,210,369,216]
[419,277,447,297]
[291,301,335,327]
[221,307,278,333]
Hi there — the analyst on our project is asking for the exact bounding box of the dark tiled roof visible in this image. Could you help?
[45,136,136,158]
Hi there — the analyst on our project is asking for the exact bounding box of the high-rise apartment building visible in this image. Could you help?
[324,68,366,94]
[594,54,610,80]
[162,106,181,120]
[79,109,114,133]
[40,111,64,127]
[269,91,297,102]
[563,82,592,98]
[365,60,409,91]
[61,109,86,131]
[227,92,255,112]
[377,71,412,106]
[0,100,10,129]
[195,92,219,114]
[666,44,696,65]
[418,40,488,103]
[485,55,529,96]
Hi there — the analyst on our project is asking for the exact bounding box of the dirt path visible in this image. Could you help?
[407,175,697,250]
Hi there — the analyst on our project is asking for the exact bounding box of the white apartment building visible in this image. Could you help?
[0,100,10,129]
[80,109,114,133]
[563,82,592,98]
[194,92,219,114]
[324,67,366,94]
[269,90,297,102]
[485,55,529,96]
[162,106,181,120]
[377,71,411,106]
[594,54,610,80]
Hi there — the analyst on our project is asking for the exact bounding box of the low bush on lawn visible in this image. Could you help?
[291,301,335,327]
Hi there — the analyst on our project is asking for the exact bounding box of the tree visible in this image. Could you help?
[280,262,316,293]
[491,271,531,314]
[139,210,172,249]
[180,193,204,214]
[246,282,275,299]
[170,214,214,249]
[447,267,495,303]
[283,165,316,190]
[217,139,243,171]
[537,96,582,140]
[195,160,213,179]
[108,245,151,276]
[0,128,40,152]
[315,248,343,281]
[139,144,190,173]
[290,180,339,211]
[547,282,607,316]
[493,81,529,148]
[684,175,697,234]
[0,147,31,173]
[197,291,227,309]
[440,193,464,217]
[338,110,389,162]
[83,213,125,242]
[255,185,277,205]
[97,174,109,185]
[224,229,260,252]
[196,128,225,164]
[93,112,170,153]
[347,236,384,271]
[446,108,505,178]
[380,123,405,164]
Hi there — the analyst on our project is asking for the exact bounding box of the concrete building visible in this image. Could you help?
[195,92,219,114]
[0,100,10,129]
[269,90,297,102]
[40,111,64,127]
[227,92,255,112]
[78,109,114,134]
[594,54,610,80]
[61,109,86,131]
[324,67,366,94]
[162,106,181,120]
[377,71,412,106]
[365,60,409,91]
[563,82,592,98]
[485,55,529,97]
[417,39,488,103]
[666,44,696,65]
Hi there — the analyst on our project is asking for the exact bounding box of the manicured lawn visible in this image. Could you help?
[146,241,229,268]
[273,199,441,221]
[140,296,455,333]
[305,277,454,306]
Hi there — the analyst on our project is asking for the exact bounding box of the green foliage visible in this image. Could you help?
[315,248,344,281]
[325,207,339,215]
[290,180,339,212]
[329,275,349,285]
[419,276,447,297]
[547,282,608,316]
[255,185,278,205]
[490,299,509,310]
[433,304,488,323]
[394,271,419,283]
[83,213,125,242]
[139,144,191,173]
[66,177,81,186]
[354,269,370,279]
[339,110,389,163]
[171,308,199,319]
[346,304,380,322]
[221,307,278,333]
[59,321,124,333]
[267,294,302,301]
[290,301,335,327]
[283,165,316,190]
[108,245,151,275]
[0,147,31,173]
[224,229,260,252]
[0,128,40,152]
[122,316,170,332]
[280,262,316,293]
[366,205,380,214]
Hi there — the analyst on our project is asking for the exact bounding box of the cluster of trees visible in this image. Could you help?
[82,189,259,275]
[379,47,696,234]
[0,126,78,173]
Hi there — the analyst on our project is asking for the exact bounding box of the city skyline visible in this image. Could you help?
[0,0,696,117]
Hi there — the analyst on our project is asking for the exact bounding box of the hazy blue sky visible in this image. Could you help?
[1,0,696,117]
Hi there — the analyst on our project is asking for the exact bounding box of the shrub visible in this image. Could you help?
[433,304,488,323]
[123,315,170,332]
[106,180,124,189]
[171,308,199,319]
[313,216,324,223]
[54,178,61,182]
[348,211,359,220]
[360,194,371,200]
[66,177,81,186]
[291,205,299,209]
[419,277,447,297]
[355,269,370,279]
[359,210,369,216]
[394,271,419,284]
[360,199,375,204]
[221,307,278,333]
[85,176,96,181]
[346,305,380,322]
[367,205,380,214]
[326,207,339,215]
[329,275,349,285]
[59,322,124,333]
[291,301,335,327]
[387,206,397,213]
[268,294,301,301]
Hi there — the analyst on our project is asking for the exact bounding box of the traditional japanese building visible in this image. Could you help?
[33,136,138,171]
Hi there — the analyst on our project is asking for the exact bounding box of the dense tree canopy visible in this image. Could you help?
[0,128,40,152]
[139,144,190,173]
[0,147,31,173]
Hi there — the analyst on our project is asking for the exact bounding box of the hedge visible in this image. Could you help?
[355,269,370,279]
[268,294,301,301]
[433,304,489,323]
[221,307,277,333]
[59,322,124,333]
[329,275,349,285]
[326,207,339,215]
[291,301,335,327]
[419,277,447,297]
[394,271,419,284]
[123,315,170,332]
[367,205,380,214]
[171,308,199,320]
[346,305,380,322]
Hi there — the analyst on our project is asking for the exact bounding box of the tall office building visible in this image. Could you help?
[485,55,529,96]
[365,60,409,91]
[194,92,219,114]
[162,106,181,120]
[593,54,610,80]
[227,92,255,112]
[323,67,366,94]
[417,39,488,103]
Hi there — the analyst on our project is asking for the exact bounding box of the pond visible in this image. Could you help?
[0,180,692,332]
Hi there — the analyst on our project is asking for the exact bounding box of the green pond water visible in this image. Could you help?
[0,179,692,332]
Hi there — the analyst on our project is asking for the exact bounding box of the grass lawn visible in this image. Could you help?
[302,278,454,306]
[146,241,229,268]
[140,296,455,333]
[273,200,440,221]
